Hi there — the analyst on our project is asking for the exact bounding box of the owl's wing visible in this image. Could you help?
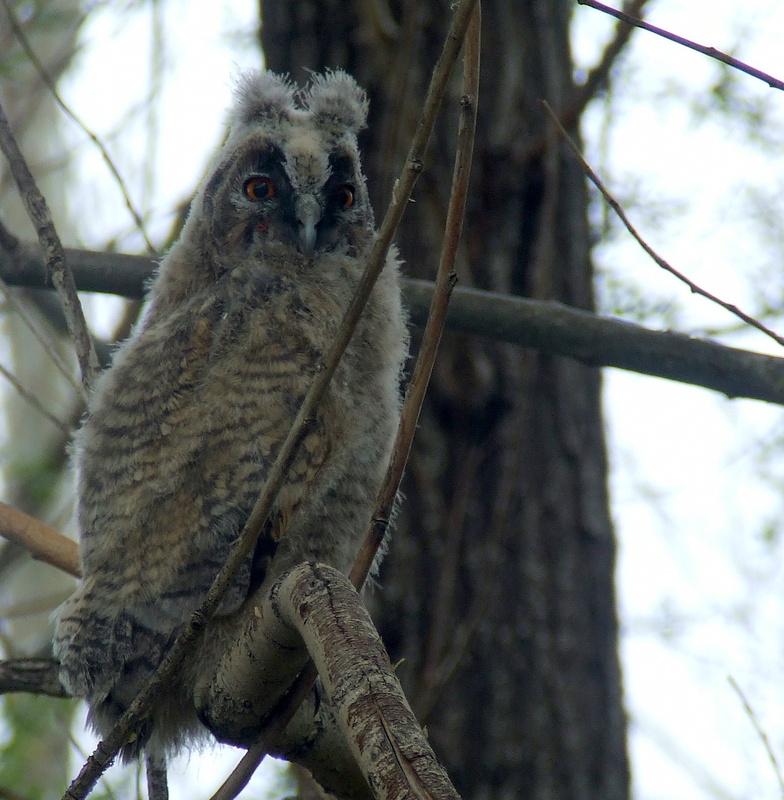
[54,499,279,712]
[53,577,135,702]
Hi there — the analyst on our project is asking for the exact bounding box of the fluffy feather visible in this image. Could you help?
[54,69,408,764]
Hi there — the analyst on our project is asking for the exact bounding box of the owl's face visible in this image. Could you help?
[200,72,375,273]
[209,136,372,263]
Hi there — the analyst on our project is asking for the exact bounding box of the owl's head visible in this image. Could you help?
[198,70,374,273]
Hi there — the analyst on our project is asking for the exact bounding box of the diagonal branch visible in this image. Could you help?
[0,217,87,403]
[727,676,784,796]
[351,0,481,589]
[277,563,461,800]
[0,501,80,577]
[520,0,651,164]
[1,0,156,253]
[0,102,101,391]
[542,100,784,350]
[0,359,70,434]
[577,0,784,92]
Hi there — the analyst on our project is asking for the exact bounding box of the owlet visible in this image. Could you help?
[54,70,408,765]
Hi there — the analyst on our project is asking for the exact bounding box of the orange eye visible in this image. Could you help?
[244,175,276,200]
[338,183,355,209]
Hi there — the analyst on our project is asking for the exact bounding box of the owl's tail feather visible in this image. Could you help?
[146,753,169,800]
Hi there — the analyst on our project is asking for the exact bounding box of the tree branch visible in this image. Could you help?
[0,501,80,577]
[577,0,784,92]
[0,103,101,391]
[0,658,67,697]
[1,0,156,253]
[542,99,784,350]
[520,0,652,165]
[351,0,481,589]
[2,245,783,405]
[279,564,461,800]
[206,563,460,800]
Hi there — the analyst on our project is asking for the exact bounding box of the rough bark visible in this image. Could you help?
[262,2,629,800]
[201,563,460,800]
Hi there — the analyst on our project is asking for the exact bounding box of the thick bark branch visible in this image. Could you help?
[1,244,781,404]
[404,281,784,404]
[204,563,461,800]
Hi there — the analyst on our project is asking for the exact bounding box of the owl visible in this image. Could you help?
[53,70,408,771]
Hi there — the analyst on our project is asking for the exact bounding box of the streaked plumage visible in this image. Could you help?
[53,70,408,761]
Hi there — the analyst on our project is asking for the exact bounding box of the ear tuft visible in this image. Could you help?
[230,71,297,128]
[303,70,369,135]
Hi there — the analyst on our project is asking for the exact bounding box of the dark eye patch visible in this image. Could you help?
[231,143,292,199]
[327,151,357,186]
[324,151,360,212]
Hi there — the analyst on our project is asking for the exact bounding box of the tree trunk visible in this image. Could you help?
[261,2,629,799]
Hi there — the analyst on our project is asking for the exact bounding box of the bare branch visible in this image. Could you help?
[0,501,80,577]
[577,0,784,91]
[209,564,460,800]
[0,224,86,400]
[3,245,784,405]
[278,564,461,800]
[0,658,67,697]
[519,0,652,164]
[574,0,651,108]
[0,359,70,434]
[351,0,481,589]
[542,100,784,350]
[0,243,153,298]
[0,102,101,391]
[0,272,87,403]
[404,280,784,405]
[1,0,157,253]
[208,663,321,800]
[728,676,784,795]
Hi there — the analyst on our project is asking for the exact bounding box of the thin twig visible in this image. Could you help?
[62,2,479,797]
[727,676,784,796]
[517,0,651,166]
[350,0,481,590]
[0,501,80,577]
[0,214,85,401]
[574,0,650,107]
[1,0,157,254]
[0,272,86,403]
[541,100,784,350]
[208,663,320,800]
[577,0,784,92]
[0,360,70,433]
[0,103,102,390]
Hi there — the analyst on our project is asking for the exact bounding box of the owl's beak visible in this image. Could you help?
[296,195,321,256]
